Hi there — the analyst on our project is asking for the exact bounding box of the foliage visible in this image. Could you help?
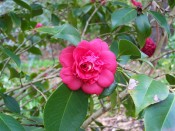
[0,0,175,130]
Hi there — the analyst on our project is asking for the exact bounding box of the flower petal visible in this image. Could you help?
[59,46,75,67]
[59,53,74,67]
[82,83,103,95]
[98,69,115,88]
[89,38,109,52]
[100,51,117,73]
[60,67,82,90]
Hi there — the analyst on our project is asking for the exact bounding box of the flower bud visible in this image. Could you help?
[35,23,43,28]
[131,0,142,8]
[141,38,156,57]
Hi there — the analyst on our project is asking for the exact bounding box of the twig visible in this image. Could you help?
[31,84,47,102]
[81,89,128,129]
[151,49,175,62]
[81,4,101,39]
[6,74,59,94]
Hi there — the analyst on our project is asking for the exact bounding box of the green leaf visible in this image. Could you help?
[82,5,92,14]
[9,12,21,27]
[166,74,175,85]
[9,67,20,79]
[138,58,154,68]
[13,0,31,11]
[110,91,117,109]
[31,4,43,17]
[0,46,21,67]
[18,32,25,44]
[123,96,136,117]
[36,26,60,35]
[111,8,137,29]
[44,84,88,131]
[36,24,81,45]
[118,39,141,58]
[28,46,42,55]
[99,82,117,99]
[144,93,175,131]
[0,113,25,131]
[110,40,118,57]
[128,74,169,115]
[3,14,13,34]
[149,11,170,36]
[51,14,60,26]
[135,14,151,48]
[52,24,81,45]
[168,0,175,8]
[2,94,20,114]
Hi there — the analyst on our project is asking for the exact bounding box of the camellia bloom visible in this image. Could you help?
[59,39,117,95]
[141,38,156,57]
[35,23,43,28]
[131,0,142,8]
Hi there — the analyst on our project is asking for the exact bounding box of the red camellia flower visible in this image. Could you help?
[141,38,156,57]
[59,39,117,95]
[131,0,142,8]
[35,23,43,28]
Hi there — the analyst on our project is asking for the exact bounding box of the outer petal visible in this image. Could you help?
[60,67,82,90]
[100,51,117,73]
[82,83,103,95]
[98,69,115,88]
[73,47,88,61]
[89,38,109,52]
[59,46,75,67]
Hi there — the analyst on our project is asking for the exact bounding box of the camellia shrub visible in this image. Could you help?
[0,0,175,130]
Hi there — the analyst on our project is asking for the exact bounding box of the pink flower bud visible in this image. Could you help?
[35,23,43,28]
[141,38,156,57]
[100,0,106,5]
[131,0,142,8]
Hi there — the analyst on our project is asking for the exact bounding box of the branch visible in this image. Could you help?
[81,89,128,129]
[151,49,175,62]
[81,4,101,39]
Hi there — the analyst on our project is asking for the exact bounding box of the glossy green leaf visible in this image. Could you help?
[110,91,117,109]
[82,5,92,14]
[138,58,154,68]
[9,12,21,27]
[52,24,81,45]
[13,0,31,11]
[44,84,88,131]
[3,15,13,34]
[135,14,151,48]
[51,14,60,26]
[36,24,81,45]
[0,46,21,67]
[123,96,136,117]
[168,0,175,8]
[99,82,117,99]
[118,39,141,58]
[128,74,169,115]
[2,94,20,113]
[18,32,24,44]
[110,40,118,57]
[149,11,170,36]
[111,8,137,29]
[166,74,175,85]
[28,46,42,55]
[144,93,175,131]
[31,4,43,17]
[9,67,20,79]
[0,113,25,131]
